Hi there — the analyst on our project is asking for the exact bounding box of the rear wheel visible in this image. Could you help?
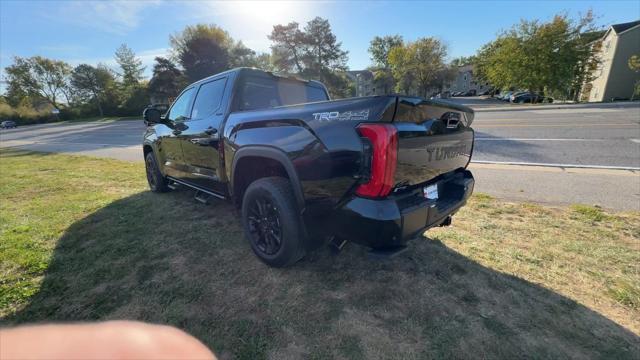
[145,152,169,193]
[241,177,306,267]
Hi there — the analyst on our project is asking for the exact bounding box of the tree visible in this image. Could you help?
[388,37,448,97]
[114,44,145,88]
[269,17,350,97]
[253,53,276,72]
[268,22,306,73]
[388,45,412,94]
[629,54,640,100]
[450,56,476,68]
[148,57,186,104]
[70,64,116,116]
[474,12,599,99]
[367,35,404,95]
[303,17,349,75]
[372,68,396,95]
[434,65,458,93]
[170,24,234,82]
[4,56,71,109]
[369,35,403,69]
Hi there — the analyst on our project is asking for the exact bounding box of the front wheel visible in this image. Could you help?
[241,177,306,267]
[145,152,169,193]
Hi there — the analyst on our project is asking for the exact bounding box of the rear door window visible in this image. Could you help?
[238,76,328,111]
[191,78,227,119]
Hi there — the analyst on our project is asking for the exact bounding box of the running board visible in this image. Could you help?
[166,176,225,200]
[194,190,212,204]
[167,182,179,191]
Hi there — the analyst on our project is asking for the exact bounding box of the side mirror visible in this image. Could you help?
[143,108,162,125]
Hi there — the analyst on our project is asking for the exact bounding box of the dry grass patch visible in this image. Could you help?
[431,196,640,333]
[1,149,639,359]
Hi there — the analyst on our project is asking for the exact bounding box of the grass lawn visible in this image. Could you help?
[1,149,639,359]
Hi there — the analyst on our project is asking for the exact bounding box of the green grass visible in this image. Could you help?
[1,149,639,359]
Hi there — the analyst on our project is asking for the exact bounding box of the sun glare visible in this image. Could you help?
[218,0,311,26]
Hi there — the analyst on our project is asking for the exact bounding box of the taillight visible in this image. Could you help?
[355,123,398,198]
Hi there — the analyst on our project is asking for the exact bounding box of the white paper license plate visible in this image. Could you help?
[423,184,439,200]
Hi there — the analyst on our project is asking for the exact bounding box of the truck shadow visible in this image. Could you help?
[4,189,639,359]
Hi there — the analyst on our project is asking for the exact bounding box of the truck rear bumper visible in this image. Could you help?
[334,169,474,248]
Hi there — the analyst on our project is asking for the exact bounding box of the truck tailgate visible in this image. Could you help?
[392,97,474,189]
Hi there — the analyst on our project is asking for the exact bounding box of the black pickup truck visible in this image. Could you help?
[143,68,475,267]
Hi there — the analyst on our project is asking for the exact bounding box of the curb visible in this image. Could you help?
[472,102,640,112]
[470,160,640,171]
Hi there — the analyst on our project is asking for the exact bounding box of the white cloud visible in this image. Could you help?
[50,0,161,35]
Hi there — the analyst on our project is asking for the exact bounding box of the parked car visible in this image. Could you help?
[0,120,17,129]
[430,91,451,99]
[142,68,475,267]
[498,91,515,101]
[510,92,553,104]
[463,89,476,96]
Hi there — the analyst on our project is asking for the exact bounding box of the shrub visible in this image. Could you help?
[0,102,55,125]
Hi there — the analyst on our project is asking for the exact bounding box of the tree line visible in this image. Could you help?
[2,12,632,124]
[473,11,605,101]
[365,11,621,101]
[1,17,354,124]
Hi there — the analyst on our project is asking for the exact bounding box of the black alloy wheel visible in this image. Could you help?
[145,152,169,192]
[247,196,283,255]
[241,177,306,267]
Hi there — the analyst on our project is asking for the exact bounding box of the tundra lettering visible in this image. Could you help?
[426,145,468,162]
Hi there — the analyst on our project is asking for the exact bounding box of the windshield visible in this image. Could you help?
[237,75,328,111]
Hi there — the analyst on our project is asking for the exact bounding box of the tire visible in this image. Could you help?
[241,177,306,267]
[145,151,169,193]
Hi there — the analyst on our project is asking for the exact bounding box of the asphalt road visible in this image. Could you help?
[1,103,639,210]
[473,106,640,168]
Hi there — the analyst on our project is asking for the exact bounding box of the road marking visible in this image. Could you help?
[475,123,637,128]
[631,139,640,144]
[470,163,639,176]
[475,138,605,142]
[471,160,640,171]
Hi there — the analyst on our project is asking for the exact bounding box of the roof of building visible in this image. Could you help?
[611,19,640,34]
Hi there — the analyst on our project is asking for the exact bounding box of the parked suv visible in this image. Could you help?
[143,68,475,267]
[0,120,17,129]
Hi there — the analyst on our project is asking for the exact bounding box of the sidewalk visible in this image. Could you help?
[469,163,640,211]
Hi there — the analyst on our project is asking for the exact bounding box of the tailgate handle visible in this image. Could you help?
[442,112,460,129]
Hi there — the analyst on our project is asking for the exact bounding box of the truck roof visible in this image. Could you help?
[192,67,326,90]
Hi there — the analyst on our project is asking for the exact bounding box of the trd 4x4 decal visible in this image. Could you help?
[312,110,369,122]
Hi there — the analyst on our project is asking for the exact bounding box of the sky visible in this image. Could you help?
[1,0,639,79]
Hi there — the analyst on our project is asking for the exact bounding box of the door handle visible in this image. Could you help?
[204,127,218,135]
[190,138,214,146]
[172,129,182,135]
